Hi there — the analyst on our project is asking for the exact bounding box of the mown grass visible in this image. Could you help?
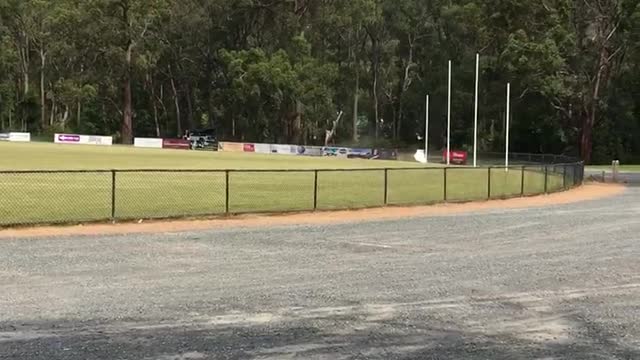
[587,165,640,172]
[0,142,566,226]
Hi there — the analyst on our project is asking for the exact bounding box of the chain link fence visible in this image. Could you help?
[0,160,584,227]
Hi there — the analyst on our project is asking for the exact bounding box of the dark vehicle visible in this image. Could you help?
[186,128,217,150]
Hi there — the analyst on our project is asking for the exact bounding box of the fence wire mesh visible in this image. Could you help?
[229,170,315,213]
[446,168,490,201]
[114,170,226,220]
[316,169,385,210]
[489,167,523,199]
[0,160,584,227]
[0,171,112,226]
[387,168,445,205]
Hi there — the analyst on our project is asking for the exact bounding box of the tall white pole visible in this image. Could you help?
[447,60,452,165]
[473,53,479,167]
[425,94,429,163]
[505,83,511,170]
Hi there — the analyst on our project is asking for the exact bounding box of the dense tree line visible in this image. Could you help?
[1,0,639,163]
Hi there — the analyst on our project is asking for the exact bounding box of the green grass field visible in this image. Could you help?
[587,165,640,172]
[0,142,568,226]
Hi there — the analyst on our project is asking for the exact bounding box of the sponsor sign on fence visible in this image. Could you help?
[252,143,269,154]
[54,133,113,146]
[162,138,190,150]
[218,141,395,161]
[0,132,31,142]
[296,145,323,156]
[219,142,244,152]
[243,143,255,152]
[443,150,468,165]
[270,144,297,155]
[322,147,349,158]
[134,138,163,149]
[373,149,398,160]
[348,148,373,159]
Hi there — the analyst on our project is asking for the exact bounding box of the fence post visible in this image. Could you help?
[487,167,492,199]
[521,166,525,196]
[384,169,389,205]
[544,166,548,194]
[313,170,318,210]
[111,170,116,220]
[563,165,567,189]
[225,170,230,214]
[443,168,448,202]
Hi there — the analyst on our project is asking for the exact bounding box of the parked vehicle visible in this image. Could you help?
[186,128,217,150]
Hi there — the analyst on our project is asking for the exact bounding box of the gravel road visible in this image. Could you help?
[1,186,639,359]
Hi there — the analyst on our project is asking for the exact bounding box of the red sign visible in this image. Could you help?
[163,138,190,150]
[443,150,468,165]
[243,143,256,152]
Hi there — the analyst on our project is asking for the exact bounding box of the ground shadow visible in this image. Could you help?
[2,311,638,360]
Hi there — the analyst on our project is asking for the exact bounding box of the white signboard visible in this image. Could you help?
[54,133,113,146]
[9,132,31,142]
[0,132,31,142]
[270,144,297,155]
[296,145,323,156]
[253,143,271,154]
[134,137,163,148]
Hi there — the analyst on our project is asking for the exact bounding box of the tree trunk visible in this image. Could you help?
[373,65,379,139]
[170,76,181,136]
[396,40,414,141]
[40,48,46,129]
[352,69,359,142]
[232,114,236,138]
[77,100,82,128]
[61,105,69,130]
[397,102,404,140]
[122,44,134,144]
[19,31,29,96]
[151,85,160,137]
[186,85,194,131]
[580,39,610,164]
[49,90,55,126]
[160,84,169,134]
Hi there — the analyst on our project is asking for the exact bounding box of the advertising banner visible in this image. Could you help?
[373,149,398,160]
[442,150,468,165]
[54,133,113,146]
[270,144,297,155]
[162,138,190,150]
[219,142,244,152]
[134,138,163,148]
[0,132,31,142]
[243,143,256,152]
[296,145,323,156]
[348,148,373,159]
[322,147,349,158]
[254,143,271,154]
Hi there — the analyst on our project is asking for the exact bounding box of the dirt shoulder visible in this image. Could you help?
[0,183,624,239]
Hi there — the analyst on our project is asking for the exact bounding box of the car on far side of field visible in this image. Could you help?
[186,128,217,150]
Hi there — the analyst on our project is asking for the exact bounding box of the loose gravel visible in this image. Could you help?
[1,187,639,359]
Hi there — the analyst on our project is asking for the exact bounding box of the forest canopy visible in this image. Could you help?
[1,0,639,163]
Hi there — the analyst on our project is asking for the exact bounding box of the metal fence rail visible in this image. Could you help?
[0,161,584,227]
